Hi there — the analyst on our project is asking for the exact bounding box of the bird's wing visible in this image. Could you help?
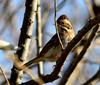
[38,33,59,57]
[23,34,59,67]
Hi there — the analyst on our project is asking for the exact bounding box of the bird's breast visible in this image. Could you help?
[44,45,62,61]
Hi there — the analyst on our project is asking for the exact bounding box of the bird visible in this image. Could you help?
[22,15,75,68]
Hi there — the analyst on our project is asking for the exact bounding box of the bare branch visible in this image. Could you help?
[54,0,64,49]
[36,0,43,76]
[85,0,95,17]
[10,0,37,84]
[0,66,10,85]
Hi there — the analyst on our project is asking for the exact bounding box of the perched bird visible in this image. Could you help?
[23,15,75,68]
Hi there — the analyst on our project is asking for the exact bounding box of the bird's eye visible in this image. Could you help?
[61,22,64,25]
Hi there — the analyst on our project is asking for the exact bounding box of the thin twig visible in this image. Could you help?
[49,0,68,16]
[85,0,95,17]
[36,0,43,76]
[0,66,10,85]
[54,0,64,49]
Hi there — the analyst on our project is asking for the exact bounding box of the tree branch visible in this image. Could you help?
[36,0,43,76]
[0,66,10,85]
[10,0,37,84]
